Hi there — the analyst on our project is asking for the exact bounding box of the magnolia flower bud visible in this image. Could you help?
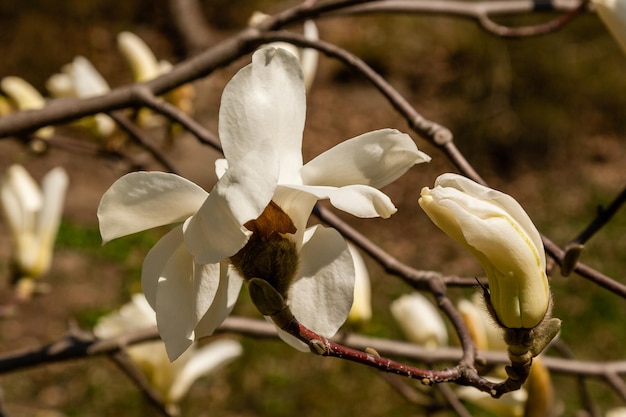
[1,76,54,138]
[419,173,550,329]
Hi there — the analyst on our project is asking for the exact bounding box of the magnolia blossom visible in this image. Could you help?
[94,293,242,414]
[46,56,116,137]
[0,165,68,287]
[592,0,626,54]
[99,47,430,359]
[117,31,194,117]
[458,292,507,352]
[390,292,448,348]
[419,173,549,329]
[0,76,54,138]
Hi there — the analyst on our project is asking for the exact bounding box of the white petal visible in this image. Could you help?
[71,56,110,98]
[1,76,46,110]
[272,186,318,249]
[117,31,161,81]
[390,293,448,348]
[285,184,397,219]
[37,167,69,247]
[168,339,243,403]
[593,0,626,54]
[184,146,278,264]
[434,173,545,268]
[1,165,42,236]
[347,243,372,323]
[141,226,222,360]
[301,129,430,189]
[194,262,244,338]
[300,20,319,90]
[287,225,354,340]
[46,73,75,98]
[219,47,305,182]
[98,172,208,243]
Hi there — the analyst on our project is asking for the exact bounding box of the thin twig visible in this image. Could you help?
[109,351,172,417]
[108,111,180,173]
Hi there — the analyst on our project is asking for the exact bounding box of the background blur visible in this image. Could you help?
[0,0,625,416]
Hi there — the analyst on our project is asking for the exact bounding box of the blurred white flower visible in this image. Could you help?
[46,56,116,137]
[94,293,242,414]
[250,11,319,90]
[390,292,448,348]
[457,382,527,417]
[419,173,549,329]
[0,165,68,296]
[0,76,54,138]
[117,31,195,119]
[607,407,626,417]
[457,292,507,352]
[98,47,429,360]
[592,0,626,54]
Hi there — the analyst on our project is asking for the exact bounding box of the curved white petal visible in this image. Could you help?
[219,47,305,182]
[98,172,208,243]
[347,243,372,323]
[272,186,318,249]
[593,0,626,54]
[285,184,397,219]
[300,20,319,90]
[274,322,309,352]
[301,129,430,189]
[168,339,243,403]
[390,293,448,348]
[1,76,46,110]
[71,56,110,98]
[433,173,545,268]
[286,225,354,341]
[194,262,244,338]
[117,31,161,81]
[1,165,42,236]
[38,167,69,246]
[184,146,279,264]
[141,226,222,361]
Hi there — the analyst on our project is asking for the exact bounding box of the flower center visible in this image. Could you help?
[230,201,299,296]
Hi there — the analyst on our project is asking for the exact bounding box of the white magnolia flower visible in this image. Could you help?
[117,31,194,118]
[592,0,626,54]
[98,47,430,359]
[249,11,319,90]
[1,76,54,138]
[0,165,68,283]
[46,56,116,137]
[390,292,448,348]
[419,173,549,329]
[94,293,242,414]
[458,292,507,352]
[117,31,163,82]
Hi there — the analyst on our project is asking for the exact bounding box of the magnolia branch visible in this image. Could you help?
[2,317,626,389]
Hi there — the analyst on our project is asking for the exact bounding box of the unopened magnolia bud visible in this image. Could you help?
[561,243,584,277]
[419,173,551,330]
[248,278,286,316]
[230,201,299,298]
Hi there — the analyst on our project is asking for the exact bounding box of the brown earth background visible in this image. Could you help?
[0,0,625,416]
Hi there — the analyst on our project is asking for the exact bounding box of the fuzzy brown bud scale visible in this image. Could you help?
[230,201,299,297]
